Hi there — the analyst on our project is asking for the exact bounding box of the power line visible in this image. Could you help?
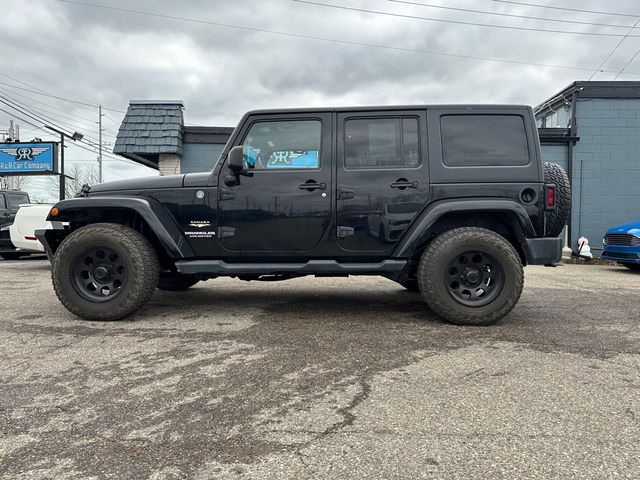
[0,100,136,166]
[0,88,118,136]
[293,0,640,37]
[614,44,640,79]
[388,0,636,29]
[54,0,640,75]
[488,0,639,18]
[0,55,103,106]
[588,17,640,80]
[0,79,125,113]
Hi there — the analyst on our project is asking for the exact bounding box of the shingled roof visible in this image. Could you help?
[113,100,184,168]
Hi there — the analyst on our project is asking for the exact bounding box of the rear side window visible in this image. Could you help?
[344,117,420,169]
[7,194,29,210]
[441,115,529,167]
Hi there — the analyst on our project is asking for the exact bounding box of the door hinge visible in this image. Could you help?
[220,189,235,201]
[337,226,355,238]
[218,226,236,238]
[338,187,354,200]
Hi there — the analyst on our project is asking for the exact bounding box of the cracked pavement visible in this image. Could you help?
[0,258,639,479]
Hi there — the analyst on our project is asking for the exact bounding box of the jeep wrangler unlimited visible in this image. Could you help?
[37,105,570,325]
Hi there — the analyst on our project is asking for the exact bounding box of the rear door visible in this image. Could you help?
[336,110,429,253]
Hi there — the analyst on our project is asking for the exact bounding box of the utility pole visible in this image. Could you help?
[98,105,103,183]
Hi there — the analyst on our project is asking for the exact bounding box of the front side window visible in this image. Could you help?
[241,120,321,170]
[441,114,529,167]
[344,117,420,169]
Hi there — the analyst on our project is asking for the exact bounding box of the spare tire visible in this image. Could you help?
[543,162,571,237]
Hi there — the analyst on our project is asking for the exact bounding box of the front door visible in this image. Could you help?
[336,110,429,253]
[217,114,332,253]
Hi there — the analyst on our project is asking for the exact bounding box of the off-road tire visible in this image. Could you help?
[622,263,640,272]
[158,275,199,291]
[418,227,524,326]
[52,223,159,321]
[543,162,571,237]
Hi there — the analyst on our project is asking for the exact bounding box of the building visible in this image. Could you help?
[113,101,233,175]
[535,81,640,255]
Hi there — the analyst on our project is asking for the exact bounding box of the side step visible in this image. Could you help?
[175,259,407,275]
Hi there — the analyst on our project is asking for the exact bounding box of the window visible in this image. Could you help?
[242,120,321,170]
[344,117,420,169]
[441,115,529,167]
[0,194,5,210]
[6,193,29,210]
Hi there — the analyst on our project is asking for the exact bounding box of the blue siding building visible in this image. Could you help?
[536,82,640,255]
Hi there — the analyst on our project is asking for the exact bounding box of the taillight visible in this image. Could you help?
[546,185,556,209]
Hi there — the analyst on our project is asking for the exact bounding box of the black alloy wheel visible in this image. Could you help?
[444,251,504,307]
[71,246,127,301]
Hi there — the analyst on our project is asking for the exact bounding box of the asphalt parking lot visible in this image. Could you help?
[0,258,639,479]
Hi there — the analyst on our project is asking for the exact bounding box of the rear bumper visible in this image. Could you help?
[523,237,562,265]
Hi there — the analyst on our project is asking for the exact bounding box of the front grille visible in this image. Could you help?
[604,233,640,246]
[603,251,640,260]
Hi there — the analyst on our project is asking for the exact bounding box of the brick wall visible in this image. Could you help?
[158,153,181,176]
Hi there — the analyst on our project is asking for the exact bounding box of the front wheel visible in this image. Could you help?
[622,263,640,272]
[418,227,524,326]
[52,223,159,321]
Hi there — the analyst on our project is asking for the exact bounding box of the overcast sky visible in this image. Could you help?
[2,0,640,200]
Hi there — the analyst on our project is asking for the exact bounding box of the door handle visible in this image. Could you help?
[299,181,326,191]
[390,179,418,189]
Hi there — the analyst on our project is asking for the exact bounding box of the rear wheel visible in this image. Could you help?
[622,263,640,272]
[52,223,159,321]
[418,227,524,326]
[158,275,199,291]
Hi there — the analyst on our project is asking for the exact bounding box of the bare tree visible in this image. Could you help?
[48,165,99,199]
[0,175,29,191]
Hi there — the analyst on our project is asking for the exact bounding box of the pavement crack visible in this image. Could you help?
[321,378,371,437]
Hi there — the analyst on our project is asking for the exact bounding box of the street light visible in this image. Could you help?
[44,125,83,200]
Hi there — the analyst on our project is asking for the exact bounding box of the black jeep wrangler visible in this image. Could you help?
[38,105,570,325]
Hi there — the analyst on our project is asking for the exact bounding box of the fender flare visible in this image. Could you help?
[45,196,193,258]
[393,198,537,258]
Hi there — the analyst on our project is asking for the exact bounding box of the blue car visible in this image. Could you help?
[602,220,640,271]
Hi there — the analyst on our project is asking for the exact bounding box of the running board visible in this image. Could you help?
[175,259,407,275]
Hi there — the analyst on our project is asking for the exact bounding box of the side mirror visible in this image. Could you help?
[227,146,244,173]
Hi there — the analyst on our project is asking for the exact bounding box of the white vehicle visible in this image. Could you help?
[9,203,53,256]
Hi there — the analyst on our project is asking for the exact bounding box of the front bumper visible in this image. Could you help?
[523,237,562,265]
[602,245,640,264]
